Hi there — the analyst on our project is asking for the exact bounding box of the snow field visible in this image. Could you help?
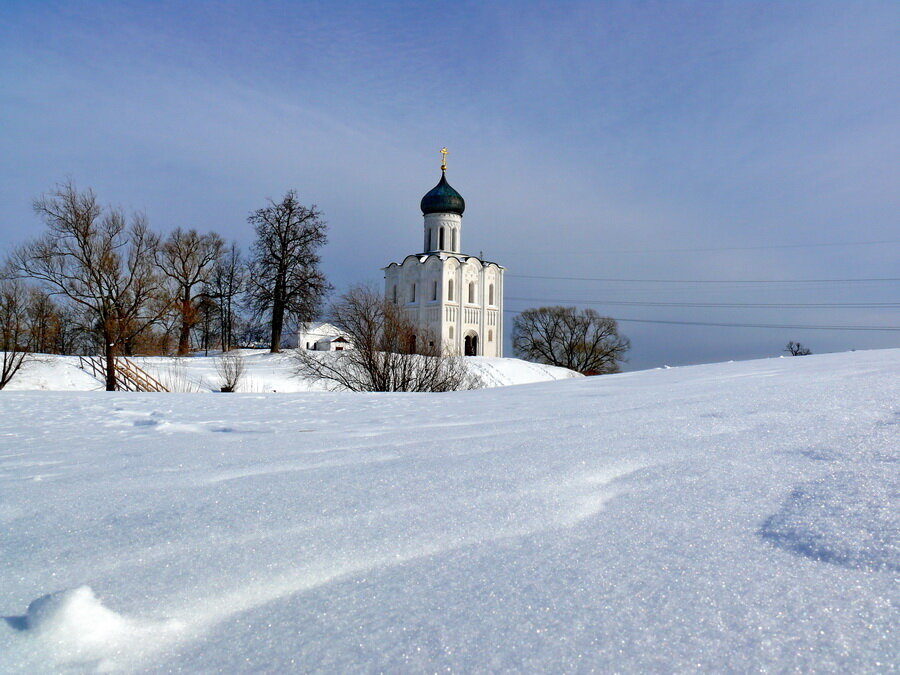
[3,350,581,393]
[0,349,897,671]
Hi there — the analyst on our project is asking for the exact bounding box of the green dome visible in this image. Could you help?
[420,171,465,216]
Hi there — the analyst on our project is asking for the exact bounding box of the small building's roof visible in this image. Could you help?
[316,335,350,343]
[299,322,345,336]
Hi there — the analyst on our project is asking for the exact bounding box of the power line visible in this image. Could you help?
[602,318,900,332]
[508,273,900,284]
[506,296,900,309]
[500,309,900,332]
[511,239,900,255]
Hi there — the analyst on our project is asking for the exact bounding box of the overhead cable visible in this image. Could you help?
[505,296,900,309]
[500,309,900,332]
[508,274,900,284]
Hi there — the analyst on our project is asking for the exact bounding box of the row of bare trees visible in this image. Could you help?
[2,180,329,389]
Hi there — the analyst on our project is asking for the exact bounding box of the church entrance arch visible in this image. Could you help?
[464,331,478,356]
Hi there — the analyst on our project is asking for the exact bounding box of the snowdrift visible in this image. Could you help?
[1,349,897,671]
[3,350,581,392]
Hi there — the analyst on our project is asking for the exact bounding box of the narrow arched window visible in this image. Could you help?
[468,282,475,304]
[410,283,416,303]
[488,330,493,342]
[392,285,397,303]
[449,326,454,339]
[432,280,438,301]
[489,284,494,305]
[439,227,445,249]
[427,229,432,251]
[452,229,457,251]
[448,279,454,301]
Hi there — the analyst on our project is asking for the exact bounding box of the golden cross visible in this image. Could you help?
[440,147,449,171]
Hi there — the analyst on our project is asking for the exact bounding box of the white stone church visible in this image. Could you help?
[383,153,505,356]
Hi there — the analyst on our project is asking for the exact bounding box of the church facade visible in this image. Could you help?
[383,153,505,357]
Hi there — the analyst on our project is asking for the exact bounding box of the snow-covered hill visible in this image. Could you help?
[1,349,897,671]
[3,350,581,392]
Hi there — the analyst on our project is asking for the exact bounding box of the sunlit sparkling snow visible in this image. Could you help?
[1,350,897,671]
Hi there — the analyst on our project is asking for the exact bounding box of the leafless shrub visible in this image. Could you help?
[215,351,246,392]
[237,375,266,393]
[294,285,481,392]
[157,362,206,393]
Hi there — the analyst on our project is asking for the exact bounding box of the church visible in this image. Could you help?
[383,150,505,357]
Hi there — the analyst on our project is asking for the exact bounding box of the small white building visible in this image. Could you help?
[297,322,352,351]
[383,154,505,356]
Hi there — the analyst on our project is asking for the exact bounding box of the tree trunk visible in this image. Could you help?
[270,283,284,353]
[177,292,192,357]
[105,340,116,391]
[222,303,231,352]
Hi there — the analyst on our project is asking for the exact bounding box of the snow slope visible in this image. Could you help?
[0,349,897,672]
[4,350,580,392]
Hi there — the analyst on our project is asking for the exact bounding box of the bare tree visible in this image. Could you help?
[25,287,61,354]
[53,303,91,355]
[13,181,168,390]
[785,341,812,356]
[215,351,246,392]
[194,294,218,355]
[234,316,268,348]
[0,280,33,389]
[156,228,224,356]
[206,242,245,352]
[512,306,630,375]
[246,191,330,352]
[295,285,481,392]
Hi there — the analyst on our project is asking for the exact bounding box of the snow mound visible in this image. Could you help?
[26,586,130,646]
[13,586,183,670]
[4,351,580,392]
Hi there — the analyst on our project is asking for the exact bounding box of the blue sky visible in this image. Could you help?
[1,1,898,368]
